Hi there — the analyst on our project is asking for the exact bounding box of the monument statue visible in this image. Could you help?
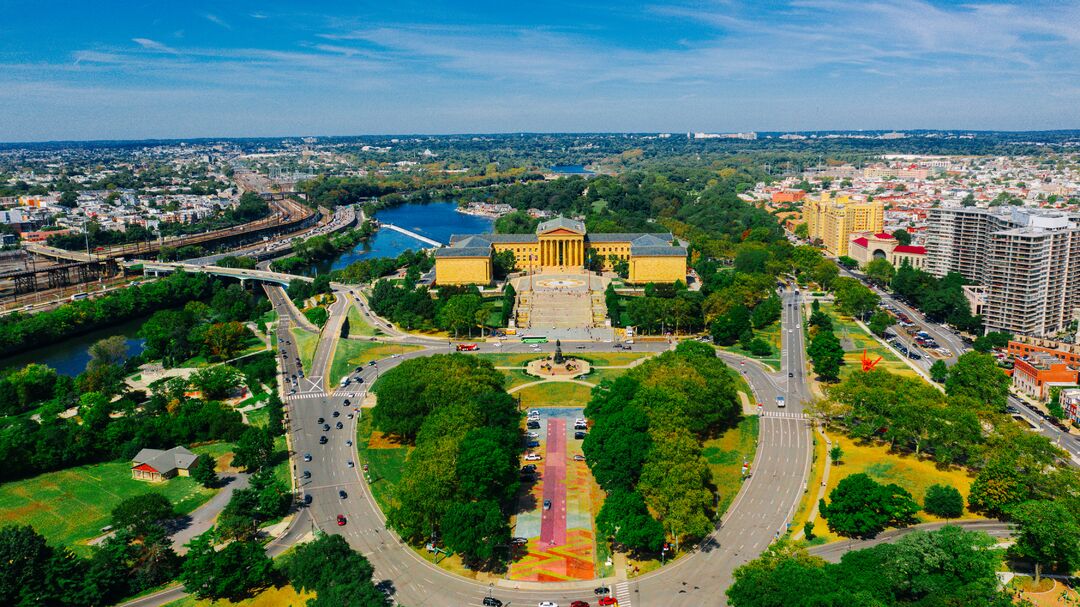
[554,339,565,364]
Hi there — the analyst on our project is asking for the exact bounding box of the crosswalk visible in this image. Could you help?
[288,392,327,401]
[614,582,632,607]
[760,410,809,419]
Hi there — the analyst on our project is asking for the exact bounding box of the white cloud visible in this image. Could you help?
[204,14,232,29]
[132,38,179,54]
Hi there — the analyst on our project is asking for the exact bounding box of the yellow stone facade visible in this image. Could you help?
[435,217,686,285]
[803,192,884,257]
[433,256,493,285]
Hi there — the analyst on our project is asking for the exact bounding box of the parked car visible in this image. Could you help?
[332,411,340,418]
[303,453,312,462]
[521,464,537,472]
[573,454,586,462]
[574,431,587,440]
[526,440,540,449]
[524,453,542,461]
[571,601,590,607]
[543,499,552,510]
[336,421,344,429]
[511,537,529,545]
[319,436,328,444]
[323,424,331,431]
[336,514,346,526]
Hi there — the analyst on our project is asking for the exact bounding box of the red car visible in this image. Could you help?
[336,514,347,526]
[571,601,591,607]
[598,598,618,606]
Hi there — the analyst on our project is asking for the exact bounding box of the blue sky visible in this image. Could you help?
[1,0,1079,141]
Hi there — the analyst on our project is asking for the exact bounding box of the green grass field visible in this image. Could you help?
[512,381,594,408]
[329,339,424,386]
[163,585,314,607]
[703,415,759,516]
[290,327,320,375]
[474,352,548,367]
[822,304,918,380]
[346,303,380,337]
[355,415,409,513]
[501,368,538,390]
[798,433,978,544]
[580,367,630,385]
[0,443,230,554]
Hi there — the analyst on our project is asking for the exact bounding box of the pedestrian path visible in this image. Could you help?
[760,410,809,419]
[615,582,633,607]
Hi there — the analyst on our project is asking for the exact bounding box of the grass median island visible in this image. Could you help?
[703,415,760,515]
[345,303,379,337]
[0,442,231,555]
[720,321,783,371]
[289,327,319,375]
[328,339,425,386]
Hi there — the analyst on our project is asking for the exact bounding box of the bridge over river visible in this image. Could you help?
[378,223,442,248]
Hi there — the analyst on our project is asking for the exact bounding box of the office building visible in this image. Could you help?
[925,208,1080,336]
[803,193,884,257]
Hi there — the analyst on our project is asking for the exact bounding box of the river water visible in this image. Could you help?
[308,201,494,274]
[0,316,146,376]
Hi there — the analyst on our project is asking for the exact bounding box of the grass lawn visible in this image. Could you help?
[329,339,425,386]
[803,432,978,544]
[474,352,548,367]
[726,366,754,403]
[579,367,630,385]
[355,415,409,514]
[0,443,230,554]
[822,304,918,380]
[290,327,320,375]
[511,381,594,408]
[162,585,314,607]
[574,352,653,367]
[703,415,760,516]
[346,303,379,337]
[790,431,827,545]
[501,368,537,390]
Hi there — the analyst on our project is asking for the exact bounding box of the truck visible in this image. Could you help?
[776,395,786,408]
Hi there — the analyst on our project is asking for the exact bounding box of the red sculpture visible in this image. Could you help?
[861,349,882,372]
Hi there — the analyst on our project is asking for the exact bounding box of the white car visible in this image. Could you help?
[539,602,559,607]
[493,342,502,348]
[524,453,542,461]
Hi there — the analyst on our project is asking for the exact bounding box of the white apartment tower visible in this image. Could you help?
[925,207,1080,337]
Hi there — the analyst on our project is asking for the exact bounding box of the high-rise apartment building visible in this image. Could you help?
[803,192,884,257]
[925,207,1080,336]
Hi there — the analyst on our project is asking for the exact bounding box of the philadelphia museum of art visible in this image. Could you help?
[434,217,686,286]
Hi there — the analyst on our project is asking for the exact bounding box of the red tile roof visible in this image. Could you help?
[851,237,869,247]
[874,232,895,240]
[894,245,926,255]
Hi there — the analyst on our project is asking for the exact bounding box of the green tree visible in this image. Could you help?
[1010,500,1080,584]
[828,444,843,465]
[891,229,912,245]
[203,321,250,360]
[180,533,273,601]
[867,309,892,336]
[923,484,964,520]
[304,306,329,328]
[110,493,176,538]
[818,473,919,539]
[438,294,483,337]
[945,352,1010,411]
[832,277,880,317]
[837,255,858,269]
[492,249,517,280]
[596,488,665,553]
[751,295,782,329]
[232,427,274,472]
[190,364,244,400]
[794,223,809,239]
[440,500,510,564]
[711,304,751,346]
[188,455,218,488]
[802,521,815,541]
[863,258,895,287]
[929,359,949,383]
[808,329,844,382]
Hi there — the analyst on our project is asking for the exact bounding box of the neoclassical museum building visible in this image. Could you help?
[434,217,686,285]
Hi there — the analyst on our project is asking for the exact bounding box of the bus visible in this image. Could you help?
[456,343,479,352]
[521,335,548,344]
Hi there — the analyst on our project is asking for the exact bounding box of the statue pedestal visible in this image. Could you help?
[525,357,590,379]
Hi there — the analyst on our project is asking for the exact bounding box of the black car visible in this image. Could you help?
[483,598,503,607]
[521,464,537,472]
[574,431,586,440]
[319,436,328,444]
[339,490,348,499]
[303,494,313,505]
[788,372,794,378]
[302,470,311,479]
[526,440,540,448]
[332,411,340,418]
[336,421,343,429]
[343,399,351,406]
[317,417,324,424]
[323,424,331,431]
[527,420,541,429]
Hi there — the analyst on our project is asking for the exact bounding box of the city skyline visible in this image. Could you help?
[3,0,1080,142]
